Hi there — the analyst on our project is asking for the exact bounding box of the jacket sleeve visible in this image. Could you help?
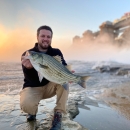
[57,49,67,66]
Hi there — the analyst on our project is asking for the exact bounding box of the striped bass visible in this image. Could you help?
[26,51,90,89]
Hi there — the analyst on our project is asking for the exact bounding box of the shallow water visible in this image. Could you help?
[74,103,130,130]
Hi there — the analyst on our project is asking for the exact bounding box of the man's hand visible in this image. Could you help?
[21,56,33,69]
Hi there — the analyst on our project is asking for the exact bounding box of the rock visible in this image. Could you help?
[95,65,120,73]
[109,67,121,73]
[62,119,88,130]
[116,68,130,76]
[99,65,110,72]
[38,104,88,130]
[67,100,79,119]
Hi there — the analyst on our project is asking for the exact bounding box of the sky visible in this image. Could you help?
[0,0,130,63]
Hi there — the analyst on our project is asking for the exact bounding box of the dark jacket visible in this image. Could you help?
[22,43,67,89]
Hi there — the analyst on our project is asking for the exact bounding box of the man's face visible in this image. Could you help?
[37,29,52,49]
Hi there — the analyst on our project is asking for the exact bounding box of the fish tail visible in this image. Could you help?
[78,76,90,88]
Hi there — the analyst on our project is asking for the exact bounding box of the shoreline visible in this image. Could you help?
[95,82,130,120]
[1,82,130,130]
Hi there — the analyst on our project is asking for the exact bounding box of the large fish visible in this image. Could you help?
[26,51,90,89]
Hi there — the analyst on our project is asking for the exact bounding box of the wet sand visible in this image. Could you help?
[96,82,130,120]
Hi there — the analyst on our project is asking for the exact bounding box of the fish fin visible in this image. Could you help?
[38,72,44,82]
[37,64,47,82]
[78,76,90,88]
[62,83,69,90]
[53,55,62,64]
[66,65,72,71]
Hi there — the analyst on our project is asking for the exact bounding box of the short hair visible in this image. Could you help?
[37,25,53,37]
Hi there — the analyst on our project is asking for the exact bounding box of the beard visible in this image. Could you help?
[38,41,51,50]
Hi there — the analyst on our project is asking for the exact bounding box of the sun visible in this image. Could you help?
[0,33,7,47]
[0,26,8,47]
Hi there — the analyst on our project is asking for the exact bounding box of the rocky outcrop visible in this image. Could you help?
[116,68,130,76]
[93,65,121,73]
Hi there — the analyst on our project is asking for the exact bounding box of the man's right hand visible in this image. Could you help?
[21,56,33,69]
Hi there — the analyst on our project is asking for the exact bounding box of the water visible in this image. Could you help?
[67,61,130,130]
[74,104,130,130]
[0,62,23,93]
[0,61,130,130]
[1,61,129,94]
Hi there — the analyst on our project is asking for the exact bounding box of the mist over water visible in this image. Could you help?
[62,41,130,64]
[0,23,130,64]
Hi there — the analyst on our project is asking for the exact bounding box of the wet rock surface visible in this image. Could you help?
[0,88,89,130]
[116,68,130,76]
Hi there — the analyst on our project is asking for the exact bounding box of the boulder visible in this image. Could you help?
[116,68,130,76]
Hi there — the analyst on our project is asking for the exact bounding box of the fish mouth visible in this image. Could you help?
[25,51,31,56]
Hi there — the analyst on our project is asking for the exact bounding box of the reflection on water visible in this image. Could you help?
[74,104,130,130]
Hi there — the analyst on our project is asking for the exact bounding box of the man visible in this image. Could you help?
[21,25,68,130]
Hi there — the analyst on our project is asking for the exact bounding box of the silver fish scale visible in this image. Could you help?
[40,54,80,83]
[43,54,71,74]
[48,67,78,83]
[46,55,77,76]
[43,69,66,84]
